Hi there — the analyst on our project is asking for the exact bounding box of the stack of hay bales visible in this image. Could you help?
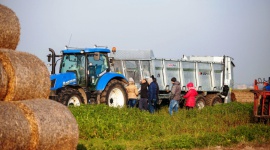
[0,4,79,150]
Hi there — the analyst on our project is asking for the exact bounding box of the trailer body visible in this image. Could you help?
[110,50,235,108]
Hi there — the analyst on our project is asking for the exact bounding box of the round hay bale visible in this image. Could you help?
[0,4,20,50]
[0,49,50,101]
[0,63,8,100]
[0,99,79,150]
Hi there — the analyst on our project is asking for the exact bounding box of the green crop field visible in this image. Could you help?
[69,102,270,150]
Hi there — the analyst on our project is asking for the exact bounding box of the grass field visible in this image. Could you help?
[69,101,270,150]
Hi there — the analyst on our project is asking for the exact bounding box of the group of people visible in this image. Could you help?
[125,75,159,113]
[125,75,198,115]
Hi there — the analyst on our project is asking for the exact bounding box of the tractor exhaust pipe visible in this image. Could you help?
[48,48,56,74]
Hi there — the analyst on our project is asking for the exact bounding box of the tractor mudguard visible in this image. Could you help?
[96,72,127,91]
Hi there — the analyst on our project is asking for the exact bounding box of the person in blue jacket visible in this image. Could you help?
[147,78,157,113]
[265,84,270,91]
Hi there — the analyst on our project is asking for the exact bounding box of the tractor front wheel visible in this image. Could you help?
[58,88,83,106]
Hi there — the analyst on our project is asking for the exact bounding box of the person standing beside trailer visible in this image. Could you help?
[147,78,157,113]
[151,75,160,111]
[126,77,139,108]
[139,78,149,111]
[168,77,181,116]
[183,82,198,110]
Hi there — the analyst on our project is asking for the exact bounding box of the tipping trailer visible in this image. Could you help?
[110,50,235,109]
[47,46,128,107]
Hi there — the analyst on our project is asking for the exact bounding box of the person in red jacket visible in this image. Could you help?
[183,82,198,110]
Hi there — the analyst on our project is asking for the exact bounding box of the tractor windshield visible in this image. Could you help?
[60,53,86,85]
[87,53,109,77]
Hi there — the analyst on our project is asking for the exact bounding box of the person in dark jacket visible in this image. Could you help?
[147,78,157,114]
[168,77,181,116]
[139,78,148,111]
[151,75,160,111]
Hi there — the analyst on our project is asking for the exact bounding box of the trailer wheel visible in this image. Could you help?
[58,88,83,106]
[205,94,222,106]
[196,95,206,109]
[212,96,223,106]
[101,79,127,108]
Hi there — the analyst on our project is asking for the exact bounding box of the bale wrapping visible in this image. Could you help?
[0,4,20,50]
[0,99,79,150]
[0,49,50,101]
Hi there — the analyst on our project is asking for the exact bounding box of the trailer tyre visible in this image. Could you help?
[196,95,206,109]
[206,94,222,106]
[101,79,127,108]
[212,96,223,106]
[58,88,83,106]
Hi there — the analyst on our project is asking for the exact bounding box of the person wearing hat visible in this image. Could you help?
[168,77,181,116]
[125,77,139,108]
[183,82,198,110]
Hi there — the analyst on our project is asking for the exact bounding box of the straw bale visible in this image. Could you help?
[0,4,20,50]
[0,63,8,100]
[0,49,50,101]
[0,99,79,150]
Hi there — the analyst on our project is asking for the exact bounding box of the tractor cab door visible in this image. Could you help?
[60,54,86,86]
[87,53,109,85]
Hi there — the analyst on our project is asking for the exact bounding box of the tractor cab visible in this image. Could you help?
[48,47,112,91]
[59,48,110,88]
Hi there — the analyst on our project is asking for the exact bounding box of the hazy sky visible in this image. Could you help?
[1,0,270,85]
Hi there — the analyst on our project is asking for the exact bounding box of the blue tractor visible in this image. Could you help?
[47,46,128,107]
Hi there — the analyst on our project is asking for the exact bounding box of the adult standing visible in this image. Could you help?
[168,77,181,116]
[147,78,157,113]
[126,77,139,108]
[138,78,148,111]
[151,75,160,111]
[183,82,198,110]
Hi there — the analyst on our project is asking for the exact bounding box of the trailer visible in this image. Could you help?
[109,50,235,109]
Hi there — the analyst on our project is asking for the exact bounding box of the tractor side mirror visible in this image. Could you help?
[109,57,114,66]
[47,54,51,62]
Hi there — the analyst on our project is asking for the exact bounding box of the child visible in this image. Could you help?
[183,82,198,110]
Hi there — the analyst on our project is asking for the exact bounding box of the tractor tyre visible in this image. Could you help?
[58,88,83,106]
[196,95,206,109]
[100,79,127,108]
[256,97,270,124]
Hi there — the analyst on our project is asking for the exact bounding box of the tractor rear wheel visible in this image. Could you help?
[100,79,127,108]
[58,88,83,106]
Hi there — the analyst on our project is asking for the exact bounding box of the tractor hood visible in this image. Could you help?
[50,72,77,90]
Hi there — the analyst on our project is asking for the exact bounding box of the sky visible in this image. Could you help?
[1,0,270,85]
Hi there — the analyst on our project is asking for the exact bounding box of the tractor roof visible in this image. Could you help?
[62,47,110,54]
